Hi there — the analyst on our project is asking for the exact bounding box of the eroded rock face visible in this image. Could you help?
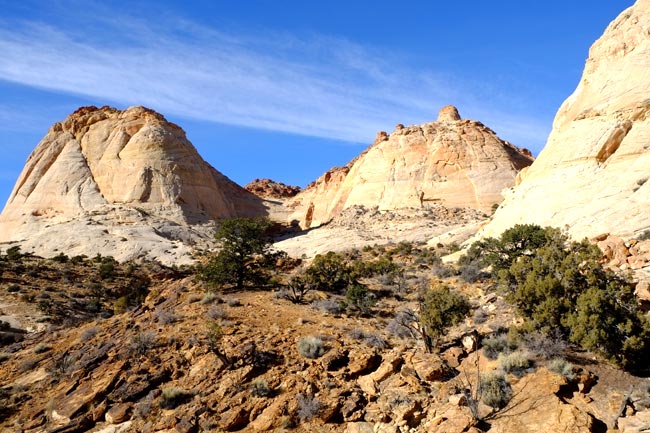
[480,1,650,240]
[287,106,533,228]
[0,106,266,263]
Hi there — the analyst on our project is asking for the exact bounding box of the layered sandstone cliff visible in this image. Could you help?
[0,106,266,263]
[480,1,650,240]
[287,106,534,228]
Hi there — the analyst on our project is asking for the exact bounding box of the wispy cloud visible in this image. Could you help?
[0,7,550,148]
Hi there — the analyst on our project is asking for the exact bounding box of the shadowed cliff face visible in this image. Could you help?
[480,1,650,241]
[0,105,267,263]
[286,105,534,229]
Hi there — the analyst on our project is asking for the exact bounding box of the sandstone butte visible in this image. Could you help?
[286,105,534,229]
[0,105,266,263]
[480,0,650,241]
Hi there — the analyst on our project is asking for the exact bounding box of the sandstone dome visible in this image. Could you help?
[286,106,534,228]
[0,105,266,263]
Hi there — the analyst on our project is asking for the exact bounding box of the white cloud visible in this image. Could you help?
[0,10,551,149]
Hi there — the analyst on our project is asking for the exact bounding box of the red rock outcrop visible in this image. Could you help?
[244,178,301,199]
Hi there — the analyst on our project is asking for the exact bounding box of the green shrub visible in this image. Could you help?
[51,253,69,263]
[345,282,375,314]
[304,252,354,293]
[480,372,512,409]
[419,283,471,352]
[478,225,650,371]
[298,336,326,359]
[196,217,280,290]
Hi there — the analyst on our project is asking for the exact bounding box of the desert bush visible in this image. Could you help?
[129,331,156,356]
[296,393,322,421]
[155,309,179,325]
[113,296,129,314]
[200,292,221,304]
[298,336,326,359]
[7,284,20,293]
[311,299,343,315]
[344,282,375,314]
[352,257,399,278]
[5,246,23,261]
[281,276,312,304]
[251,378,271,397]
[364,333,388,349]
[547,358,574,380]
[196,217,281,290]
[79,326,99,342]
[431,264,456,279]
[34,344,51,354]
[521,330,567,360]
[418,283,471,352]
[458,262,487,283]
[386,309,419,340]
[476,225,650,371]
[51,252,69,263]
[98,257,116,280]
[159,387,192,409]
[226,298,241,307]
[482,332,518,360]
[498,351,532,376]
[480,372,512,409]
[207,306,227,320]
[304,252,354,293]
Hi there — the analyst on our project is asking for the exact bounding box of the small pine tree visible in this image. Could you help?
[197,217,281,290]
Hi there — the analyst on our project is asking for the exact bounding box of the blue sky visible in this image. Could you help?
[0,1,633,207]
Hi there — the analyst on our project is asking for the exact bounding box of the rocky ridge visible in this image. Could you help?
[244,178,301,200]
[0,106,267,264]
[286,106,533,229]
[480,1,650,241]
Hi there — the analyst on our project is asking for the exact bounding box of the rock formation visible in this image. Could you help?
[0,106,266,263]
[244,178,301,200]
[286,106,534,228]
[480,1,650,241]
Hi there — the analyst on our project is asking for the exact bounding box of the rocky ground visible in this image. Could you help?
[1,244,649,433]
[275,205,487,258]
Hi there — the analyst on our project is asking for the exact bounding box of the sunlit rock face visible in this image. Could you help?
[480,1,650,240]
[0,105,266,263]
[287,105,533,228]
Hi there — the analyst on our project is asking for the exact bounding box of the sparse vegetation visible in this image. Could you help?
[296,393,322,421]
[298,335,326,359]
[159,387,192,409]
[480,372,512,410]
[466,224,650,371]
